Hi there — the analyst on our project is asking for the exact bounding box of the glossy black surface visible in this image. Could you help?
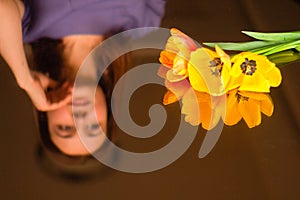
[1,0,300,199]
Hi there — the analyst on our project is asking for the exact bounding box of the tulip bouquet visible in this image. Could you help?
[158,28,300,129]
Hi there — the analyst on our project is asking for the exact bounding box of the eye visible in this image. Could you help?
[88,124,100,131]
[85,123,103,137]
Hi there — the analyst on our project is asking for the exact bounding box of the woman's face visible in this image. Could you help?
[47,86,107,156]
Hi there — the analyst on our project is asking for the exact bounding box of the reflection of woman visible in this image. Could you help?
[0,0,165,156]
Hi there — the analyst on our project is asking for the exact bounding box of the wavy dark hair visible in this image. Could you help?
[29,37,129,181]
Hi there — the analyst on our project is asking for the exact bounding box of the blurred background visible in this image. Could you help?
[1,0,300,199]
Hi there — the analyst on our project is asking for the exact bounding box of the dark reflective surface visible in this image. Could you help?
[1,0,300,199]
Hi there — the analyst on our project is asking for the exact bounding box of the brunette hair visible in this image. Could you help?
[30,38,129,181]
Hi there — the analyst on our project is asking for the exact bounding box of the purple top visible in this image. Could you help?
[22,0,166,43]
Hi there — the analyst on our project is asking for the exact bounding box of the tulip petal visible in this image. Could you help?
[157,65,169,79]
[163,90,179,105]
[199,101,214,130]
[170,28,198,51]
[263,67,282,87]
[182,89,201,126]
[221,66,232,90]
[165,36,180,53]
[255,54,275,72]
[239,91,268,101]
[181,89,222,130]
[213,95,227,121]
[230,54,245,77]
[238,72,270,93]
[216,45,231,67]
[238,98,261,128]
[172,53,188,76]
[159,50,176,68]
[224,90,242,126]
[188,49,223,95]
[260,94,274,116]
[166,70,188,82]
[226,74,243,91]
[188,61,210,93]
[182,89,211,126]
[165,79,190,99]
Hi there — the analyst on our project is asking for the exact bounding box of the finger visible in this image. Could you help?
[61,81,74,91]
[46,89,69,103]
[31,71,51,89]
[50,81,73,93]
[47,94,73,111]
[50,83,73,98]
[39,94,72,111]
[67,84,74,93]
[58,82,74,97]
[47,77,59,89]
[59,81,69,89]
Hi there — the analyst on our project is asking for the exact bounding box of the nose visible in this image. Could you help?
[73,111,87,119]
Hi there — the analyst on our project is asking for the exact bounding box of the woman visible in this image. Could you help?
[0,0,166,156]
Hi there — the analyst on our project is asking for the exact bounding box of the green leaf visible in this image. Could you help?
[262,40,300,56]
[242,30,300,42]
[251,44,282,55]
[203,41,279,51]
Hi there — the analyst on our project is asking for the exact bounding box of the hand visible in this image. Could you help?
[21,71,73,111]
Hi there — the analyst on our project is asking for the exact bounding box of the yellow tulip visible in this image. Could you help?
[158,28,282,129]
[187,46,233,96]
[230,52,282,92]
